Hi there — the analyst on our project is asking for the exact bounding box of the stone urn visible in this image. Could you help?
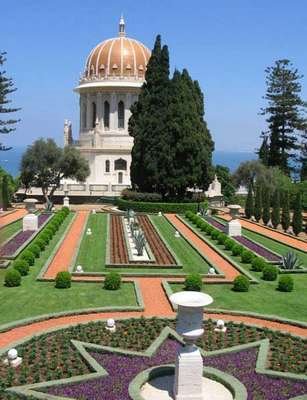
[226,204,242,237]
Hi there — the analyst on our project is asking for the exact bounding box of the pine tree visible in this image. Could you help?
[254,184,262,222]
[271,190,280,229]
[258,135,269,166]
[262,186,271,225]
[300,131,307,181]
[0,52,20,150]
[281,190,290,232]
[292,192,303,236]
[260,59,307,175]
[2,174,9,210]
[245,183,254,219]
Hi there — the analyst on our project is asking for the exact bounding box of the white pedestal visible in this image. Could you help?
[174,345,203,400]
[63,196,70,209]
[227,219,241,237]
[23,213,38,231]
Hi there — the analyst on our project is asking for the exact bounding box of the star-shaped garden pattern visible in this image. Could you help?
[8,327,307,400]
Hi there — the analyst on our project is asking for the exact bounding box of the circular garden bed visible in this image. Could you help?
[0,318,306,399]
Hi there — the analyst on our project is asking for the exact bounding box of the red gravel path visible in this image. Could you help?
[0,209,27,228]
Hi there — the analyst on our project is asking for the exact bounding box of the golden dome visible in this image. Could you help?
[84,17,151,80]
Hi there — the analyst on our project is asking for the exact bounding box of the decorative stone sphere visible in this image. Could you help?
[174,230,180,238]
[208,267,216,275]
[76,265,83,273]
[86,228,92,235]
[92,209,96,214]
[107,318,115,328]
[158,211,162,217]
[7,349,18,361]
[216,320,225,329]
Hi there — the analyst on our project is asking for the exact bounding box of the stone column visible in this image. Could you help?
[86,93,91,130]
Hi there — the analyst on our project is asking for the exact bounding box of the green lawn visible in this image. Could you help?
[171,273,307,322]
[0,219,22,244]
[0,213,137,326]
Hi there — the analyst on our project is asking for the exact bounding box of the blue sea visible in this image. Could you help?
[0,147,256,177]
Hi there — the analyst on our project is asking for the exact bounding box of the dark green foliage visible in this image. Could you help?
[4,269,21,287]
[129,36,214,198]
[281,252,302,270]
[104,272,121,290]
[224,238,236,251]
[281,191,290,232]
[13,260,29,276]
[210,229,220,240]
[258,135,270,166]
[34,238,45,251]
[245,183,254,219]
[1,175,9,210]
[278,275,294,292]
[262,265,278,281]
[251,257,267,272]
[233,275,250,292]
[215,165,235,202]
[241,250,255,264]
[20,138,89,206]
[55,271,71,289]
[292,192,303,236]
[232,244,244,257]
[271,190,280,229]
[262,187,271,225]
[184,273,203,291]
[121,189,162,202]
[27,244,40,258]
[260,59,307,174]
[20,250,35,266]
[254,184,262,222]
[217,233,228,245]
[116,198,198,213]
[38,233,49,245]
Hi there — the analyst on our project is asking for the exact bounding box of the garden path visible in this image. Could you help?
[220,215,307,252]
[165,214,240,280]
[0,209,27,228]
[44,211,89,279]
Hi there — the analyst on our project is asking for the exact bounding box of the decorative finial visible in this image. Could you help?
[119,14,125,37]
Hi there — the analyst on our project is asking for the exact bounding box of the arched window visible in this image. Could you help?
[118,101,125,129]
[82,103,87,129]
[118,172,123,184]
[114,158,127,171]
[105,160,110,173]
[104,101,110,129]
[92,102,96,128]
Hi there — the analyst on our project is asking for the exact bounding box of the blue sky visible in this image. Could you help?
[1,0,307,152]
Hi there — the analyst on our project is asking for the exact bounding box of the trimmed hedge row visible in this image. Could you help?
[4,207,70,287]
[116,198,198,213]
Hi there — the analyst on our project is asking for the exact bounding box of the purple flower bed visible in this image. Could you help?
[47,339,307,400]
[205,217,281,262]
[0,213,51,257]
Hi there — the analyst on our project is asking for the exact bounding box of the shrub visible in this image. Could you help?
[200,222,208,232]
[233,275,250,292]
[34,238,45,251]
[38,232,49,245]
[61,206,70,215]
[205,225,213,235]
[184,273,203,291]
[217,233,227,245]
[251,257,267,272]
[4,269,21,287]
[20,250,35,266]
[262,265,278,281]
[232,244,244,257]
[55,271,71,289]
[13,259,29,276]
[281,252,302,270]
[44,228,53,240]
[241,250,255,264]
[121,189,162,202]
[48,223,57,234]
[116,198,198,213]
[104,272,121,290]
[210,229,220,240]
[28,244,40,258]
[185,211,193,219]
[225,238,236,251]
[278,275,294,292]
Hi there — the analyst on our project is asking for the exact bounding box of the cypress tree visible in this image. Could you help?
[254,184,262,222]
[292,192,303,236]
[2,174,9,210]
[271,190,280,229]
[245,183,254,219]
[281,191,290,232]
[262,186,271,225]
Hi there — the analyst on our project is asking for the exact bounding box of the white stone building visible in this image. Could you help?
[63,17,151,197]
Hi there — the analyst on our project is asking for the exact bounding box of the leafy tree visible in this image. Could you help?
[0,52,20,150]
[262,186,271,225]
[20,138,89,207]
[271,190,280,229]
[292,192,303,236]
[258,135,269,166]
[254,183,262,222]
[245,183,254,219]
[281,190,290,232]
[215,164,235,202]
[260,59,307,175]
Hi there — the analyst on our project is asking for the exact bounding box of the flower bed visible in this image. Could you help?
[1,318,306,400]
[205,216,281,263]
[0,214,51,258]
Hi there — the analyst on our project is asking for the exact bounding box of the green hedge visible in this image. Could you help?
[116,198,198,213]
